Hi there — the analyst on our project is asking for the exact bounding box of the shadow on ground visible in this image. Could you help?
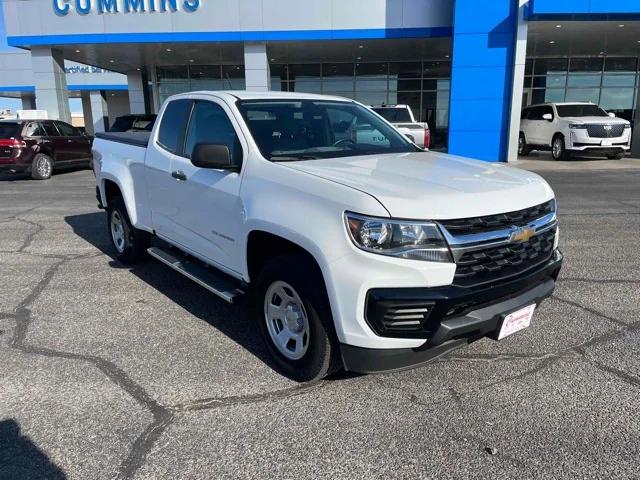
[0,419,67,480]
[64,211,285,375]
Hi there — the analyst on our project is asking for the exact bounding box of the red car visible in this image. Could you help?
[0,120,92,180]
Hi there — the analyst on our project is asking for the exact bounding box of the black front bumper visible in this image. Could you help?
[340,250,563,374]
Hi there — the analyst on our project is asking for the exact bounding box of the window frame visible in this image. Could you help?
[181,99,245,167]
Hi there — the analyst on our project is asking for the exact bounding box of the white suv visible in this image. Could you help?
[519,102,631,160]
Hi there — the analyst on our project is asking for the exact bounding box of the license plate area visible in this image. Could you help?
[497,304,536,340]
[601,140,612,146]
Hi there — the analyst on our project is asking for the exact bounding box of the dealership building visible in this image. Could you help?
[1,0,640,161]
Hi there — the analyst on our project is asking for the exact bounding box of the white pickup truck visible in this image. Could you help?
[93,91,562,381]
[370,104,430,148]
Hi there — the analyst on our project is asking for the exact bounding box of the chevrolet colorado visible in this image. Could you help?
[93,91,562,382]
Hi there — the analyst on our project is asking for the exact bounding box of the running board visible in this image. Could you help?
[147,247,244,303]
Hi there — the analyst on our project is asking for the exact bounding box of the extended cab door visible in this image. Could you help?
[168,98,245,275]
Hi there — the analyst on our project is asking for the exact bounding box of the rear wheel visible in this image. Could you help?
[107,196,149,264]
[518,133,530,156]
[551,135,568,161]
[254,254,341,382]
[607,152,624,160]
[31,153,53,180]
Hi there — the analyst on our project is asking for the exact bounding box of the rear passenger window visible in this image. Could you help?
[184,101,243,165]
[23,122,47,137]
[55,121,80,136]
[157,99,193,155]
[43,122,60,136]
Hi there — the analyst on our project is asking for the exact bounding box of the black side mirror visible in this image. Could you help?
[191,143,239,171]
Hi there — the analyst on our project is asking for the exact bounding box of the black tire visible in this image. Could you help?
[607,152,624,160]
[106,196,149,265]
[518,132,530,156]
[551,134,568,161]
[253,254,341,382]
[31,153,53,180]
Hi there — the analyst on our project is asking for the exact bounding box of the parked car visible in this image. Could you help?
[0,119,92,179]
[93,91,562,381]
[370,104,430,148]
[519,102,631,160]
[109,114,157,132]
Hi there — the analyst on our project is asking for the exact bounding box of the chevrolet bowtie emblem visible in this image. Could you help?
[604,125,612,130]
[509,226,535,244]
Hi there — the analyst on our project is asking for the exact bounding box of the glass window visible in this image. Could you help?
[531,89,564,104]
[157,99,192,155]
[54,121,80,137]
[422,61,451,78]
[600,88,635,111]
[42,122,59,136]
[570,58,603,72]
[533,74,566,88]
[525,59,533,76]
[289,64,320,79]
[221,65,245,90]
[23,122,47,137]
[355,91,388,106]
[190,65,223,90]
[292,80,322,93]
[567,74,601,87]
[372,107,413,122]
[533,58,568,75]
[236,100,418,161]
[604,57,636,72]
[0,122,21,138]
[184,101,242,165]
[565,88,600,104]
[389,62,421,78]
[556,104,607,117]
[602,74,636,87]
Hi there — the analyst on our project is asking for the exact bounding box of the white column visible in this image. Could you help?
[506,0,529,162]
[244,42,270,92]
[21,94,36,110]
[31,47,71,122]
[80,91,94,136]
[89,90,109,133]
[127,70,146,114]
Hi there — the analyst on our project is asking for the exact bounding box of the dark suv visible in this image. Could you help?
[0,120,92,180]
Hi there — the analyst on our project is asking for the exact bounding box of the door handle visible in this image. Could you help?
[67,139,73,143]
[171,170,187,181]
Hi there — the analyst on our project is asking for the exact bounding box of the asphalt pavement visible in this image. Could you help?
[0,160,639,479]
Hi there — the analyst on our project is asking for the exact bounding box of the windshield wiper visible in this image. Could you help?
[270,155,321,162]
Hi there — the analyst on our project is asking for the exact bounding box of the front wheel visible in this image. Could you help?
[607,152,625,160]
[551,135,568,161]
[106,196,149,265]
[254,254,341,382]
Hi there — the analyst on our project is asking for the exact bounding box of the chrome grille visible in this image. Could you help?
[439,200,554,235]
[452,229,556,287]
[586,124,625,138]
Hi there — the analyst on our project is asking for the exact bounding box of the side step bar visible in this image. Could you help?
[147,247,245,303]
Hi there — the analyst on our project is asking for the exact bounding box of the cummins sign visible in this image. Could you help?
[53,0,200,16]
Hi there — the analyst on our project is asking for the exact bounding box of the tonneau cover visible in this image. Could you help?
[94,131,150,148]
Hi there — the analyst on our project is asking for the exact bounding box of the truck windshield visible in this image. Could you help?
[0,122,21,138]
[236,100,420,161]
[371,107,412,123]
[556,105,608,118]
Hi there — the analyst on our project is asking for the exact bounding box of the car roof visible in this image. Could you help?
[525,102,595,108]
[169,90,356,103]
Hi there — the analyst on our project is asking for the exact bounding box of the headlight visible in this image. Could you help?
[624,124,631,129]
[569,124,586,129]
[344,213,452,262]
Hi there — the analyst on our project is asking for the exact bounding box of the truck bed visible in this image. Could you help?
[94,131,150,148]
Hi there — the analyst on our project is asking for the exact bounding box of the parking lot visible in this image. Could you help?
[1,161,639,480]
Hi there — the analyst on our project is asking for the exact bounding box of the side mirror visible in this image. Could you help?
[542,113,553,121]
[191,143,238,171]
[608,112,616,118]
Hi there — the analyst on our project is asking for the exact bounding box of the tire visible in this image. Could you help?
[551,135,568,161]
[254,254,341,382]
[106,196,149,265]
[31,153,53,180]
[518,132,530,156]
[607,152,624,160]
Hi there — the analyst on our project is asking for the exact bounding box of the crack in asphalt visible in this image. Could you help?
[3,206,640,478]
[2,216,326,480]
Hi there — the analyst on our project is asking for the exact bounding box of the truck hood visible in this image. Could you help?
[561,116,629,125]
[283,152,554,219]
